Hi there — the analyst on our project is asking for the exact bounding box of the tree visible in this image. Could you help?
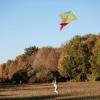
[3,60,12,81]
[35,69,53,83]
[24,46,38,56]
[8,55,28,80]
[90,37,100,81]
[58,36,81,79]
[31,47,52,71]
[58,35,91,81]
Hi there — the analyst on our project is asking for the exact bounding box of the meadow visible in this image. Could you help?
[0,82,100,100]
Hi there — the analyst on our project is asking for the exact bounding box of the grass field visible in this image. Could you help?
[0,82,100,100]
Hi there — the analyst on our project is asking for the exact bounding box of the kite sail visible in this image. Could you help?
[60,11,77,30]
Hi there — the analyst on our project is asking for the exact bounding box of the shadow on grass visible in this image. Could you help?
[58,95,100,100]
[0,95,100,100]
[0,94,68,100]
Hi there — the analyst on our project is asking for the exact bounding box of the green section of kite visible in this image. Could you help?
[60,11,77,22]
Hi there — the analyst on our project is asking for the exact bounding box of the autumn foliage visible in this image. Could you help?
[0,34,100,83]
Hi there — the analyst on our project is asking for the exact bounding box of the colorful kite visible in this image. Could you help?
[60,11,77,30]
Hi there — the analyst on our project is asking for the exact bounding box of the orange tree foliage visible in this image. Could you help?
[32,47,62,71]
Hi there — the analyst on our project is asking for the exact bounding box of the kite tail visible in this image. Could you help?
[60,23,68,30]
[60,25,64,30]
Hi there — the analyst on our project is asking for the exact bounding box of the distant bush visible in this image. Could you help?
[11,70,28,84]
[35,69,53,83]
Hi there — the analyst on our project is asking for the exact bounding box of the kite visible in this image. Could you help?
[60,11,77,30]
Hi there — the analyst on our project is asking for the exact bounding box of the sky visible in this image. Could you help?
[0,0,100,63]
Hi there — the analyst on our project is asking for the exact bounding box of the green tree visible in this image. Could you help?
[90,38,100,81]
[58,35,91,81]
[24,46,38,56]
[35,69,53,83]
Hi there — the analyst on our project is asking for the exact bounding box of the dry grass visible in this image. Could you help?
[0,82,100,100]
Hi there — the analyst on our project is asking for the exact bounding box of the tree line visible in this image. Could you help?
[1,34,100,83]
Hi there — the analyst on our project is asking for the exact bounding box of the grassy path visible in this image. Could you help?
[0,82,100,100]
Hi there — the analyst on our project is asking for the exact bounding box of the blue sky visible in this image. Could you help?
[0,0,100,63]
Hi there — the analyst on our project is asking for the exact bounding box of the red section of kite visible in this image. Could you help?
[60,23,68,30]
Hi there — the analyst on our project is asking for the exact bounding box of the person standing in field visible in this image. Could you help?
[52,78,58,94]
